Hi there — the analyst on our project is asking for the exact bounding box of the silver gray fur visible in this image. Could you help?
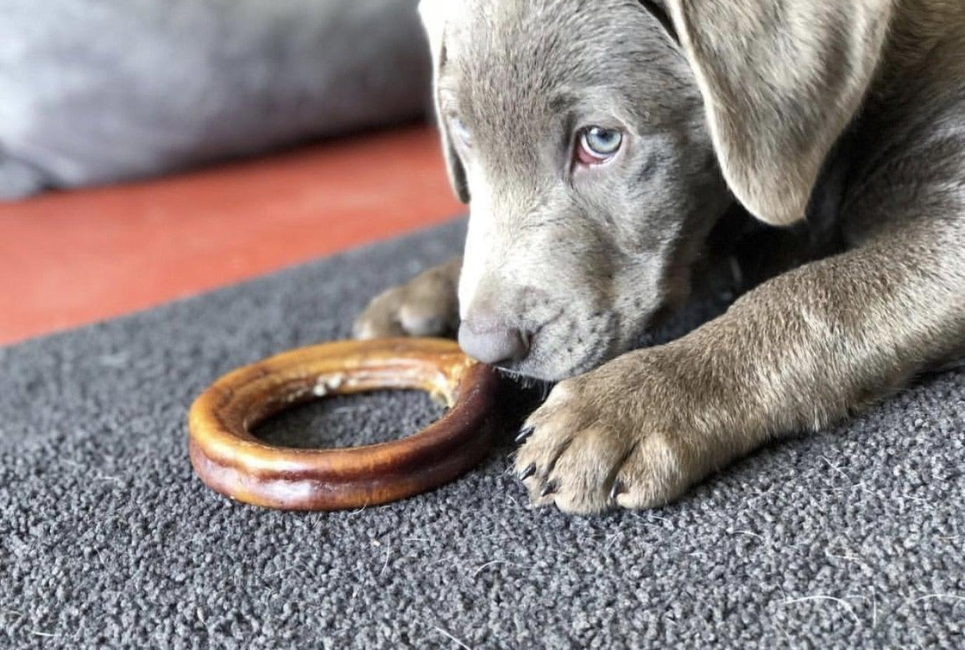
[0,0,429,199]
[357,0,965,514]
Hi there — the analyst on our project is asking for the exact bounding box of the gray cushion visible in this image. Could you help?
[0,0,430,199]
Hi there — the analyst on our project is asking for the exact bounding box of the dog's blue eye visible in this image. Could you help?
[578,127,623,165]
[584,127,622,155]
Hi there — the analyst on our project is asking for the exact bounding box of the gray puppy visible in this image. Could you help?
[356,0,965,514]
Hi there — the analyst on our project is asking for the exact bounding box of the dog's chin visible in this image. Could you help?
[495,361,577,385]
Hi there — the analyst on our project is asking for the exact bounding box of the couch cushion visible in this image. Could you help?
[0,0,430,199]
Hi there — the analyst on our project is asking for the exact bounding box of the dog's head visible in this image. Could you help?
[421,0,892,380]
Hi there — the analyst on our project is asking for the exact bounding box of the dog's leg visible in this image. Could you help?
[354,258,461,339]
[515,218,964,514]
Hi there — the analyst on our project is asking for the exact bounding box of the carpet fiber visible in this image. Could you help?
[1,220,963,649]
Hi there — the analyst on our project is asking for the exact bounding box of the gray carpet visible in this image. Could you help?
[1,219,963,649]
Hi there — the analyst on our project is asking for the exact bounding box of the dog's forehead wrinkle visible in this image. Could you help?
[445,13,693,152]
[449,0,677,98]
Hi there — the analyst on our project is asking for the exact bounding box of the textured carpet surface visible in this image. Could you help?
[1,220,963,649]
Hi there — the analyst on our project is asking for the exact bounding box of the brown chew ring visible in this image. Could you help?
[188,338,498,511]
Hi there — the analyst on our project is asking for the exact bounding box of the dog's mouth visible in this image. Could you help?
[491,309,621,382]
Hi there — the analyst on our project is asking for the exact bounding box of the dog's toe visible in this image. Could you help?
[354,269,459,340]
[512,372,696,514]
[513,380,633,514]
[543,426,635,514]
[353,289,407,339]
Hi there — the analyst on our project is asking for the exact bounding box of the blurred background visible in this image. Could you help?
[0,0,461,346]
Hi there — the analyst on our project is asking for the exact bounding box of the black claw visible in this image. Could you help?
[515,426,535,444]
[609,480,627,502]
[518,464,537,480]
[540,481,558,498]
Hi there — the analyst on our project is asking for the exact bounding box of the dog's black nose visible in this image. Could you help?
[458,316,529,365]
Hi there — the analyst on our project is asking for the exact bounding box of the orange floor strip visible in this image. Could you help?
[0,125,463,346]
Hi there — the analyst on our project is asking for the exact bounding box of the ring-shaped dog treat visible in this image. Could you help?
[188,338,498,510]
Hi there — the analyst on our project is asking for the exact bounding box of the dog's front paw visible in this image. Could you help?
[353,260,460,340]
[513,349,726,514]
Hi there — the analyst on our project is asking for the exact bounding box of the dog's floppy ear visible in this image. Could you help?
[419,0,470,204]
[655,0,894,225]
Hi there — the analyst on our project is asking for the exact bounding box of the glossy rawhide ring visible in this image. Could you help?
[188,338,499,511]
